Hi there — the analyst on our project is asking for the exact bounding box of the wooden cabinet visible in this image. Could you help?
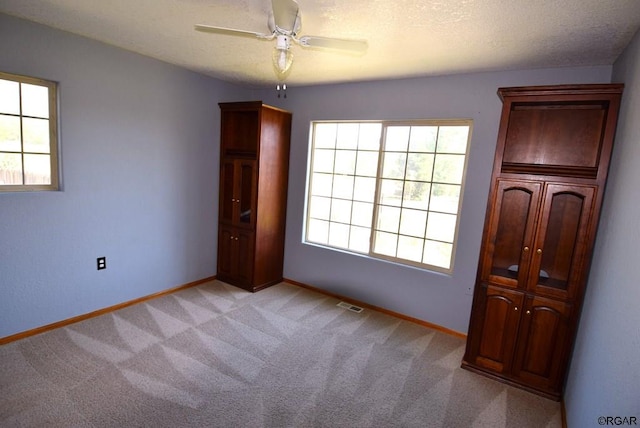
[220,158,256,227]
[481,180,596,300]
[463,84,623,400]
[511,295,572,392]
[468,285,572,393]
[217,225,254,286]
[216,102,292,292]
[470,285,524,375]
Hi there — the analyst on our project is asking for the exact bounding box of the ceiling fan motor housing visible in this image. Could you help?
[268,10,301,37]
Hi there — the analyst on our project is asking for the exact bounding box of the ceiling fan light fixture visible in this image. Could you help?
[195,0,368,83]
[273,35,293,78]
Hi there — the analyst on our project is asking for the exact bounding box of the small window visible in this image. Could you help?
[0,71,59,191]
[305,120,472,273]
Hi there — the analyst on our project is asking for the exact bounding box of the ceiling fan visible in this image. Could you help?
[194,0,368,83]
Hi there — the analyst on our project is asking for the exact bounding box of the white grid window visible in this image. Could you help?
[0,71,59,192]
[305,120,472,273]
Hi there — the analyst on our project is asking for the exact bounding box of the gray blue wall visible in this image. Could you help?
[256,66,613,334]
[0,14,250,337]
[564,28,640,427]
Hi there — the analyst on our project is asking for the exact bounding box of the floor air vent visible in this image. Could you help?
[337,301,364,313]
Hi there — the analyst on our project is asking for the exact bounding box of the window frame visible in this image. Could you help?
[0,71,60,192]
[304,119,473,274]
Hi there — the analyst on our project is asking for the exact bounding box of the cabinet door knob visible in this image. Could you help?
[526,310,531,315]
[235,237,239,241]
[523,246,530,252]
[514,306,518,311]
[536,248,542,254]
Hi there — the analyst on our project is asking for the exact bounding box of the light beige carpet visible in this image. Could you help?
[0,280,562,427]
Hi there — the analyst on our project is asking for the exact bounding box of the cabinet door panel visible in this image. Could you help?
[236,229,255,285]
[238,160,257,227]
[512,296,571,391]
[219,160,236,224]
[217,225,255,285]
[217,225,235,278]
[220,159,257,227]
[472,285,524,373]
[528,184,595,299]
[482,180,542,288]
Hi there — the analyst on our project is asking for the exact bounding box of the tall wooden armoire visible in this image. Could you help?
[216,101,292,292]
[462,84,623,400]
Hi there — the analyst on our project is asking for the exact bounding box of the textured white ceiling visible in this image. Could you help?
[1,0,640,87]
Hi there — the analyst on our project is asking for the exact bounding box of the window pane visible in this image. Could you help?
[353,176,376,202]
[403,181,431,210]
[385,126,409,152]
[379,179,403,206]
[309,196,331,220]
[0,80,20,115]
[381,152,406,179]
[0,114,22,152]
[436,126,469,154]
[0,72,58,191]
[329,222,350,248]
[397,236,424,262]
[406,153,434,181]
[313,149,335,173]
[23,118,50,153]
[336,123,359,149]
[355,151,379,177]
[409,126,437,152]
[399,208,427,237]
[332,175,354,199]
[352,201,373,227]
[330,199,352,223]
[358,123,382,150]
[376,205,400,233]
[433,154,465,184]
[334,150,356,175]
[307,219,329,244]
[423,240,452,269]
[426,212,457,242]
[305,120,470,273]
[430,184,461,214]
[349,225,371,253]
[24,154,51,185]
[311,173,333,197]
[373,231,397,257]
[314,123,337,148]
[21,83,50,118]
[0,152,23,184]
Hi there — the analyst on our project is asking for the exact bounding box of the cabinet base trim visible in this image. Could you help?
[461,360,561,401]
[217,274,282,293]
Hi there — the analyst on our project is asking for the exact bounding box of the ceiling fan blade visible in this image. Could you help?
[297,35,368,53]
[194,24,272,40]
[271,0,299,32]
